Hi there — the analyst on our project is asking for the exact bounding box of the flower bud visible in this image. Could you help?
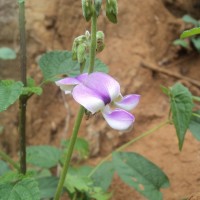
[77,43,87,64]
[96,31,105,53]
[72,35,87,60]
[94,0,102,16]
[72,40,78,60]
[82,0,93,22]
[106,0,118,24]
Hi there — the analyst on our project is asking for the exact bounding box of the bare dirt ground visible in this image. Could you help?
[1,0,200,199]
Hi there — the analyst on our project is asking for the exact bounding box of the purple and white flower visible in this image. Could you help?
[56,72,140,131]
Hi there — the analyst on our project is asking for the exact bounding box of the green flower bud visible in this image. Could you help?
[94,0,102,16]
[77,43,87,64]
[82,0,93,22]
[106,0,118,24]
[72,40,78,60]
[72,35,88,60]
[96,31,105,53]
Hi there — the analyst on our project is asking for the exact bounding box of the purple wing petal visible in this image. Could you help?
[83,72,120,104]
[55,73,88,93]
[72,83,105,113]
[102,106,135,131]
[114,94,140,111]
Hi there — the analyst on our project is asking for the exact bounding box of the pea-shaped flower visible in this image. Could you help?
[56,72,140,131]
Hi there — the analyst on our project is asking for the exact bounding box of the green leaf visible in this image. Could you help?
[38,51,109,82]
[0,160,10,176]
[181,27,200,39]
[0,178,40,200]
[0,48,16,60]
[191,38,200,52]
[90,187,112,200]
[37,176,59,199]
[22,86,43,96]
[92,161,114,191]
[69,165,93,177]
[170,83,193,150]
[189,111,200,141]
[64,173,92,193]
[27,77,36,87]
[182,15,199,26]
[0,171,20,184]
[26,145,61,168]
[113,152,169,200]
[61,137,89,160]
[18,0,25,3]
[0,80,23,112]
[173,39,189,49]
[160,85,169,96]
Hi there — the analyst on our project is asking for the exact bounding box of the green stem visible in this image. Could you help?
[18,0,27,175]
[54,106,85,200]
[88,119,170,177]
[88,10,97,73]
[192,112,200,118]
[0,150,20,171]
[54,8,97,200]
[192,96,200,102]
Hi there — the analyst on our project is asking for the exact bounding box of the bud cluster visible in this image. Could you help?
[81,0,118,24]
[72,30,105,72]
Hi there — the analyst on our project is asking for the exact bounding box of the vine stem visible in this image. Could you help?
[88,119,170,177]
[54,106,85,200]
[18,0,27,174]
[53,9,97,200]
[0,150,20,171]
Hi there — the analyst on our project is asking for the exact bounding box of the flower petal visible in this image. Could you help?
[83,72,120,104]
[102,106,135,131]
[114,94,140,111]
[72,83,105,114]
[55,73,88,93]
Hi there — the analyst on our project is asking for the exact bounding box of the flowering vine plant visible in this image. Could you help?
[0,0,200,200]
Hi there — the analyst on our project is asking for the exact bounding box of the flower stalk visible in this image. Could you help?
[54,8,98,200]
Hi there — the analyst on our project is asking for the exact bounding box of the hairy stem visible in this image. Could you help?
[88,10,97,73]
[88,120,170,177]
[0,150,20,171]
[54,106,85,200]
[18,0,27,174]
[54,8,98,200]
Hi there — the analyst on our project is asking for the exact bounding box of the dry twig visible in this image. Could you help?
[141,61,200,88]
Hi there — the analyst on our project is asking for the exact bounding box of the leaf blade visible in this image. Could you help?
[26,145,61,168]
[38,51,109,82]
[113,152,169,200]
[170,83,193,150]
[0,80,23,112]
[0,178,40,200]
